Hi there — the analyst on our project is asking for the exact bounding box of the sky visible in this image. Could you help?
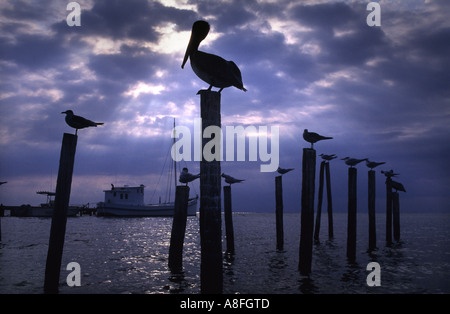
[0,0,449,213]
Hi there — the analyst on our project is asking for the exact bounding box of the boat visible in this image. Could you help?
[96,184,198,217]
[96,119,199,217]
[8,191,81,217]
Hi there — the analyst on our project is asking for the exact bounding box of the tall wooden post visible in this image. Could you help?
[299,148,315,275]
[169,185,190,273]
[347,167,357,261]
[324,162,334,238]
[199,90,222,294]
[368,170,376,251]
[386,178,393,245]
[275,175,284,251]
[223,185,234,255]
[314,161,325,242]
[44,133,77,294]
[393,191,400,242]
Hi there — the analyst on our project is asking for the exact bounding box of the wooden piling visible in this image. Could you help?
[314,161,325,242]
[393,191,400,242]
[298,148,316,275]
[223,185,234,255]
[347,167,357,261]
[275,175,284,251]
[324,162,333,238]
[44,133,77,294]
[168,185,190,273]
[385,178,393,245]
[199,90,222,294]
[368,170,376,250]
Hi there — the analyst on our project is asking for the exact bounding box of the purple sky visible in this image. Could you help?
[0,0,449,213]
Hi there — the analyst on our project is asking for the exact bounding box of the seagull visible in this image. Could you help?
[179,167,200,186]
[381,170,400,179]
[182,20,247,93]
[341,157,368,167]
[221,173,245,185]
[303,129,333,149]
[61,110,104,135]
[320,154,337,161]
[277,167,294,175]
[391,180,406,192]
[366,160,386,170]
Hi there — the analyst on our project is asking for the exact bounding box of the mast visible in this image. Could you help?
[173,118,177,192]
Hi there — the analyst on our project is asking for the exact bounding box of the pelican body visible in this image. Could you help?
[61,110,103,135]
[182,20,247,93]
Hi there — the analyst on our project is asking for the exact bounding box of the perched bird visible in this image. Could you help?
[320,154,337,161]
[182,20,247,93]
[366,160,386,170]
[391,180,406,192]
[221,173,245,185]
[277,167,294,175]
[61,110,103,135]
[341,157,368,167]
[179,168,200,186]
[381,170,400,178]
[303,129,333,149]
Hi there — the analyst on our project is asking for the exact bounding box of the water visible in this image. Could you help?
[0,212,449,294]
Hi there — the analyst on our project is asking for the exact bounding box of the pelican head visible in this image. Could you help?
[182,20,210,69]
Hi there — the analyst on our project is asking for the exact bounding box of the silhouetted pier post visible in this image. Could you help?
[314,161,325,242]
[199,90,222,294]
[169,185,190,273]
[299,148,315,275]
[275,175,284,251]
[393,191,400,242]
[368,170,376,250]
[385,178,393,245]
[223,185,235,255]
[347,167,357,261]
[44,133,77,294]
[325,162,334,238]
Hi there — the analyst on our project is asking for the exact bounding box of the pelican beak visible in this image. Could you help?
[182,36,195,69]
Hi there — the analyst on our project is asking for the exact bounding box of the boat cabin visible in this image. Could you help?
[104,184,145,206]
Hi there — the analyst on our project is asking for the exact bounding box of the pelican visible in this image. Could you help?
[182,20,247,93]
[341,157,368,167]
[320,153,337,161]
[277,167,294,175]
[391,180,406,192]
[303,129,333,149]
[179,167,200,186]
[221,173,245,185]
[366,160,386,170]
[61,110,103,135]
[381,170,400,178]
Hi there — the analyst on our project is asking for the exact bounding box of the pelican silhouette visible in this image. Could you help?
[182,20,247,93]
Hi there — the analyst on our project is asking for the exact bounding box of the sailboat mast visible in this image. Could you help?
[173,118,177,191]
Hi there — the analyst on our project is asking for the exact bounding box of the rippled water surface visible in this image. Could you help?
[0,212,449,294]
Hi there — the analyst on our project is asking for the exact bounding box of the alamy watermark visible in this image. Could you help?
[171,118,279,172]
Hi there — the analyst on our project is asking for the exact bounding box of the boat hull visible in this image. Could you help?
[96,198,198,217]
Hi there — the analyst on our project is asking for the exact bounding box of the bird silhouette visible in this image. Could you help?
[381,170,400,178]
[303,129,333,149]
[391,180,406,192]
[221,173,245,185]
[61,110,103,135]
[179,168,200,186]
[341,157,368,167]
[0,181,7,186]
[277,167,294,175]
[366,160,386,170]
[320,153,337,161]
[182,20,246,93]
